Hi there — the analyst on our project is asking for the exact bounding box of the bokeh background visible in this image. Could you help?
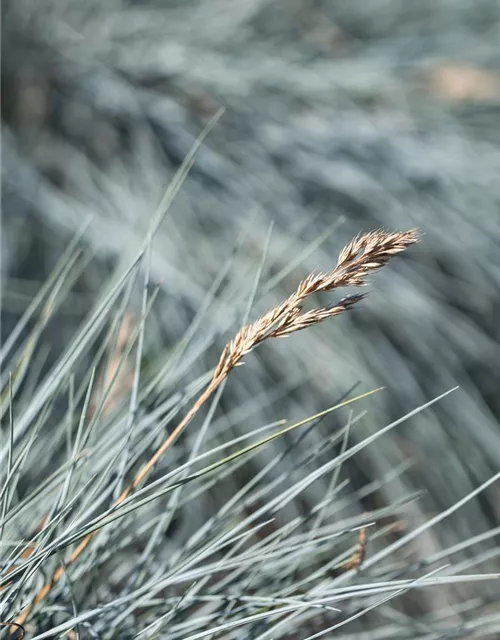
[3,1,500,635]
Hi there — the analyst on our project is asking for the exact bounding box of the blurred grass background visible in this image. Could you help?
[2,1,500,637]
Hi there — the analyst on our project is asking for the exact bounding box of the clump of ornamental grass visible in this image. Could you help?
[4,227,415,631]
[1,131,500,639]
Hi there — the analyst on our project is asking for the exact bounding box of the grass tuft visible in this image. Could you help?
[1,167,497,639]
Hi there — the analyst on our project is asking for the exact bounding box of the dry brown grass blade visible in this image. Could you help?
[1,621,25,640]
[90,311,136,418]
[339,524,368,572]
[13,228,418,629]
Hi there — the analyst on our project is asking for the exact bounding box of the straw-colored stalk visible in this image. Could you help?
[13,228,419,630]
